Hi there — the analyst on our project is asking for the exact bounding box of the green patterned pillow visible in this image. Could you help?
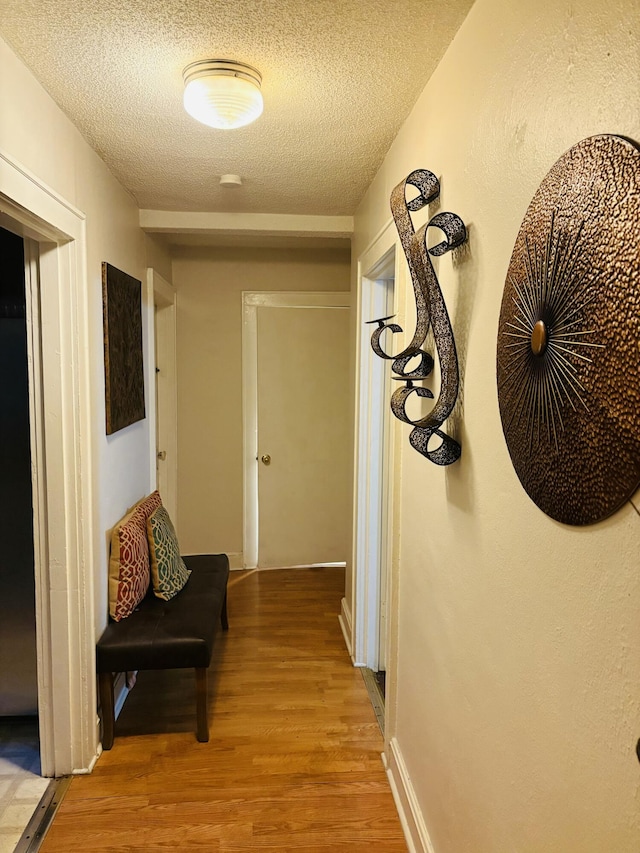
[146,506,191,600]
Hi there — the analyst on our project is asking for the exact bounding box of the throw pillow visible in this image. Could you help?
[134,489,162,521]
[147,505,191,600]
[108,505,150,621]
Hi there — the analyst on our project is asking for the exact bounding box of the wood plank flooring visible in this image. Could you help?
[41,567,407,852]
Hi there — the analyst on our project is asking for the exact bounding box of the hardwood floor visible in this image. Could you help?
[41,567,407,851]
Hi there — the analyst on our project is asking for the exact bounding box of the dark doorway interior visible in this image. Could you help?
[0,226,38,717]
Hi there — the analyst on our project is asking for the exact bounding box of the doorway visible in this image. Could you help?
[350,228,400,732]
[0,227,37,720]
[0,149,97,777]
[356,251,395,677]
[146,269,178,526]
[242,291,351,569]
[0,227,59,845]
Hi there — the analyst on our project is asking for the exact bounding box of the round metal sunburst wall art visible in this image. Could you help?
[497,134,640,525]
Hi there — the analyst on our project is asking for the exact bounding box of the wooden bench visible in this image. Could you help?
[96,553,229,749]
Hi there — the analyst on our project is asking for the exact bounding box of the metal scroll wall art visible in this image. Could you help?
[496,134,640,525]
[367,169,467,465]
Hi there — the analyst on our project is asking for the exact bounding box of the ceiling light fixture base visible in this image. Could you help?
[220,174,243,188]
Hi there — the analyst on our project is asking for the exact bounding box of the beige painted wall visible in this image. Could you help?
[354,0,640,850]
[146,234,174,285]
[172,246,350,560]
[0,36,153,634]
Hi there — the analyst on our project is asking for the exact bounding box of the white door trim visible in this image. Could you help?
[241,291,351,569]
[145,269,178,527]
[0,149,97,775]
[350,222,403,670]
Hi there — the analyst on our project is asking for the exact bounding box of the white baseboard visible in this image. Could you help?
[338,596,353,659]
[73,718,102,774]
[244,562,346,570]
[79,743,101,774]
[384,737,436,853]
[180,551,244,569]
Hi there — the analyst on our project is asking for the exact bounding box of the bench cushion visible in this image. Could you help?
[97,553,229,672]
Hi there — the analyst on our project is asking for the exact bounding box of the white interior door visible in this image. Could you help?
[256,302,350,568]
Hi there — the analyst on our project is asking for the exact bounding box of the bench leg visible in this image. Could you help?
[221,590,229,631]
[195,667,209,743]
[98,671,115,750]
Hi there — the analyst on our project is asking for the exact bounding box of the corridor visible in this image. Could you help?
[40,567,406,851]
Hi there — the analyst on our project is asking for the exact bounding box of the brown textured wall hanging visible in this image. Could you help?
[102,262,145,434]
[496,135,640,525]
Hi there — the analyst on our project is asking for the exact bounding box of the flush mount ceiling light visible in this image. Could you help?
[183,59,263,130]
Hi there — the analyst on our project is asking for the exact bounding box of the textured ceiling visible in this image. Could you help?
[0,0,473,215]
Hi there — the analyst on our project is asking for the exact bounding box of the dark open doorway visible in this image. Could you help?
[0,225,38,719]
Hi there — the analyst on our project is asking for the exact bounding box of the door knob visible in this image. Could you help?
[157,450,167,460]
[261,454,271,465]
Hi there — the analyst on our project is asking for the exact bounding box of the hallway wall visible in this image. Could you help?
[353,0,640,850]
[172,245,350,562]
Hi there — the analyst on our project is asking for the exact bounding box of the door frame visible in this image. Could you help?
[145,269,178,527]
[0,148,97,775]
[348,221,403,673]
[241,291,351,570]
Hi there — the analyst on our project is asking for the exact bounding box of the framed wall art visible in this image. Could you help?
[102,262,145,435]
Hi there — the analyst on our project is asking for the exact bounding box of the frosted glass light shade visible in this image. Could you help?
[183,60,263,130]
